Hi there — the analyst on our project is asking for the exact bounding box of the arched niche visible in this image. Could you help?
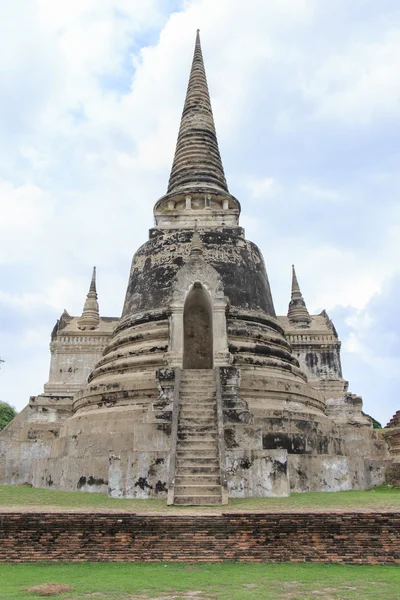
[168,258,230,369]
[183,283,213,369]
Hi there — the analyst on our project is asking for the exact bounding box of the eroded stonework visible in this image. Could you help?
[0,31,391,503]
[384,412,400,487]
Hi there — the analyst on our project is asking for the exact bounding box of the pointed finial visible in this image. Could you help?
[78,267,100,330]
[291,264,300,293]
[89,266,97,293]
[190,224,203,258]
[288,265,311,327]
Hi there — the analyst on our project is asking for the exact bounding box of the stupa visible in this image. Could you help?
[0,31,389,504]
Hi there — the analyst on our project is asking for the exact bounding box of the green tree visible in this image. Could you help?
[362,412,382,429]
[0,401,17,431]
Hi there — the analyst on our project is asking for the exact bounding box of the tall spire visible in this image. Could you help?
[288,265,311,327]
[167,30,229,196]
[78,267,100,330]
[154,30,240,229]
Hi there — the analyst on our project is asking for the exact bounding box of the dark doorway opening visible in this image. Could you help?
[183,283,213,369]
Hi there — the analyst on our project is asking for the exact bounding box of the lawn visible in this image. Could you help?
[0,562,399,600]
[0,484,399,513]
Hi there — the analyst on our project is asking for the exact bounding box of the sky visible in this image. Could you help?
[0,0,399,426]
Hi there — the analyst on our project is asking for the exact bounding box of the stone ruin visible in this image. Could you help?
[383,411,400,486]
[0,31,391,504]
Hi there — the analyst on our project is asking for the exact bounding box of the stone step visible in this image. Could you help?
[180,404,215,409]
[177,440,217,447]
[180,382,215,389]
[179,403,215,410]
[179,410,215,416]
[179,423,215,430]
[177,440,217,448]
[175,475,221,486]
[180,394,215,400]
[178,425,215,433]
[177,453,218,461]
[180,394,215,399]
[173,494,223,506]
[180,390,215,396]
[176,458,219,465]
[180,380,215,385]
[177,447,218,454]
[179,417,215,425]
[180,400,215,407]
[181,373,215,385]
[179,418,215,424]
[178,432,216,439]
[178,433,216,440]
[181,378,215,383]
[177,450,218,459]
[180,378,215,382]
[179,413,215,421]
[178,428,216,436]
[174,484,222,495]
[176,466,220,475]
[179,406,215,412]
[179,408,215,416]
[178,424,215,431]
[180,377,215,391]
[180,381,215,386]
[177,440,217,449]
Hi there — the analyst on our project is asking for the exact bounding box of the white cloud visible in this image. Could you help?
[0,183,53,263]
[343,331,365,355]
[302,30,400,124]
[247,177,276,200]
[298,183,340,202]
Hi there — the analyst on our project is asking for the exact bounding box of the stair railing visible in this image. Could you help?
[167,367,181,505]
[215,367,228,504]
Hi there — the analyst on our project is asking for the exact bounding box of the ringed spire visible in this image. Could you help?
[288,265,311,327]
[167,29,229,195]
[154,30,240,228]
[78,267,100,330]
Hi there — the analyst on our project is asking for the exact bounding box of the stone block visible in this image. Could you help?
[108,451,169,498]
[225,449,289,497]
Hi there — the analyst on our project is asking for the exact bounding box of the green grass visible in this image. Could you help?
[0,562,399,600]
[0,484,399,513]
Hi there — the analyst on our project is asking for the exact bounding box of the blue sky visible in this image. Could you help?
[0,0,399,425]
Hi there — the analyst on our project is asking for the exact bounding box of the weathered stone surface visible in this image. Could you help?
[0,512,399,564]
[386,410,400,429]
[383,414,400,464]
[109,451,169,499]
[289,455,389,493]
[226,449,289,497]
[0,31,390,502]
[385,462,400,487]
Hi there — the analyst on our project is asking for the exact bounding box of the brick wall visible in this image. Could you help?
[0,512,398,564]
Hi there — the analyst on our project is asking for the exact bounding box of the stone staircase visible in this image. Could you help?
[173,369,224,505]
